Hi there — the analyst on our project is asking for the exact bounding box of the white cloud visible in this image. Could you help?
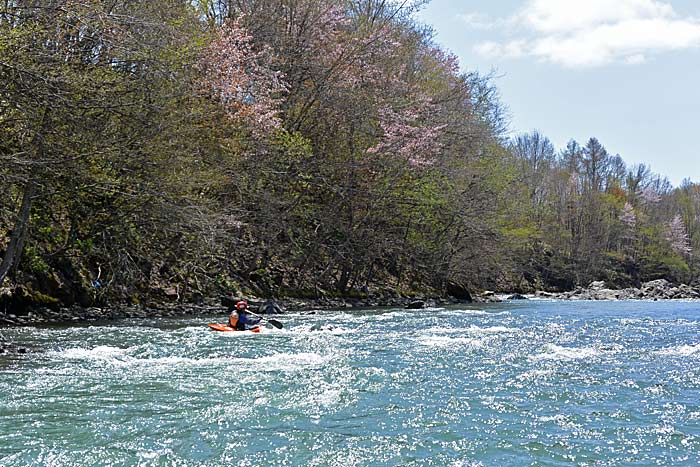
[458,12,497,30]
[520,0,674,33]
[475,40,528,59]
[625,54,647,65]
[474,0,700,68]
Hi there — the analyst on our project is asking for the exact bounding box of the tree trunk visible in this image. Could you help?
[0,175,36,287]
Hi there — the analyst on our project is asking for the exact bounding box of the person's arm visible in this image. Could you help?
[229,311,239,328]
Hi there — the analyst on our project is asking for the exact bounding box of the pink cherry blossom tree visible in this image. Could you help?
[666,214,692,257]
[620,202,637,230]
[199,18,287,132]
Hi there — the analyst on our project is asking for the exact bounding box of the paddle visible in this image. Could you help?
[245,310,284,329]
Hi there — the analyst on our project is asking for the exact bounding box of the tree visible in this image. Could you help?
[666,215,692,258]
[0,0,218,299]
[199,17,287,132]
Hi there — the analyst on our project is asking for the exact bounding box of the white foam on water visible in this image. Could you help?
[517,368,555,381]
[618,318,643,326]
[56,345,129,360]
[137,448,175,462]
[253,351,330,368]
[475,325,519,334]
[538,413,569,423]
[376,311,414,321]
[52,346,233,368]
[49,344,332,374]
[417,335,485,349]
[451,461,485,467]
[291,324,356,335]
[322,312,356,320]
[428,325,520,335]
[302,384,345,409]
[657,343,700,357]
[170,326,207,334]
[416,324,521,349]
[531,344,601,361]
[449,309,511,317]
[537,413,582,432]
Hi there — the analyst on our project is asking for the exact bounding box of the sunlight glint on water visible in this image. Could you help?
[1,300,700,466]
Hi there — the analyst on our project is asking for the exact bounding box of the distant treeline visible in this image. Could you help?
[0,0,697,306]
[504,132,697,290]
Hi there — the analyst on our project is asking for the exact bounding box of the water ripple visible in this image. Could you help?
[2,301,700,465]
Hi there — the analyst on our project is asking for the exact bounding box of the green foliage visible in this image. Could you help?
[2,0,696,308]
[271,131,314,163]
[30,291,60,306]
[24,246,50,275]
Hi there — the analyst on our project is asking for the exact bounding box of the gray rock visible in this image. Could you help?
[592,289,620,300]
[641,279,672,298]
[507,294,528,300]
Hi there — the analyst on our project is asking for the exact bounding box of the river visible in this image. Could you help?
[1,300,699,466]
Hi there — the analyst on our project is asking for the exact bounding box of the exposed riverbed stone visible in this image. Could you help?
[475,291,503,303]
[405,300,426,309]
[553,279,700,301]
[0,340,29,355]
[507,294,528,300]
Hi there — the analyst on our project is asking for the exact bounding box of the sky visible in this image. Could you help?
[416,0,700,186]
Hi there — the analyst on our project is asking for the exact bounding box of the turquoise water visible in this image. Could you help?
[1,301,700,466]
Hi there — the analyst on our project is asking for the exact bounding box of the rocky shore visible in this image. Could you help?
[555,279,700,301]
[0,303,223,327]
[1,281,697,356]
[2,279,697,329]
[476,279,700,303]
[0,294,465,328]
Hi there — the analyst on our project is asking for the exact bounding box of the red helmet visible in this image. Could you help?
[236,300,248,310]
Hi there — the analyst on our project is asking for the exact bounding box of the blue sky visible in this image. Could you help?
[417,0,700,186]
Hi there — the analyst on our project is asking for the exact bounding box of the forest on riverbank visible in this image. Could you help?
[1,0,699,309]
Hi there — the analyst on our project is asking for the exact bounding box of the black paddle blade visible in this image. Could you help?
[267,319,283,329]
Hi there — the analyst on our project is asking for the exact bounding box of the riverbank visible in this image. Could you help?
[2,278,699,330]
[476,279,700,303]
[0,293,467,328]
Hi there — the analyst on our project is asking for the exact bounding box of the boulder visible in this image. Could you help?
[619,288,643,300]
[477,291,502,303]
[641,279,673,299]
[592,289,620,300]
[258,300,285,314]
[0,342,29,355]
[446,282,472,302]
[676,284,700,299]
[163,287,179,300]
[405,300,425,310]
[507,294,528,300]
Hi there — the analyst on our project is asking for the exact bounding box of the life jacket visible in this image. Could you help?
[236,311,261,330]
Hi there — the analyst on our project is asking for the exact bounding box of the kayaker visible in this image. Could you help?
[229,300,261,330]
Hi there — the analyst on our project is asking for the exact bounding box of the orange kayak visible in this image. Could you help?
[208,323,262,333]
